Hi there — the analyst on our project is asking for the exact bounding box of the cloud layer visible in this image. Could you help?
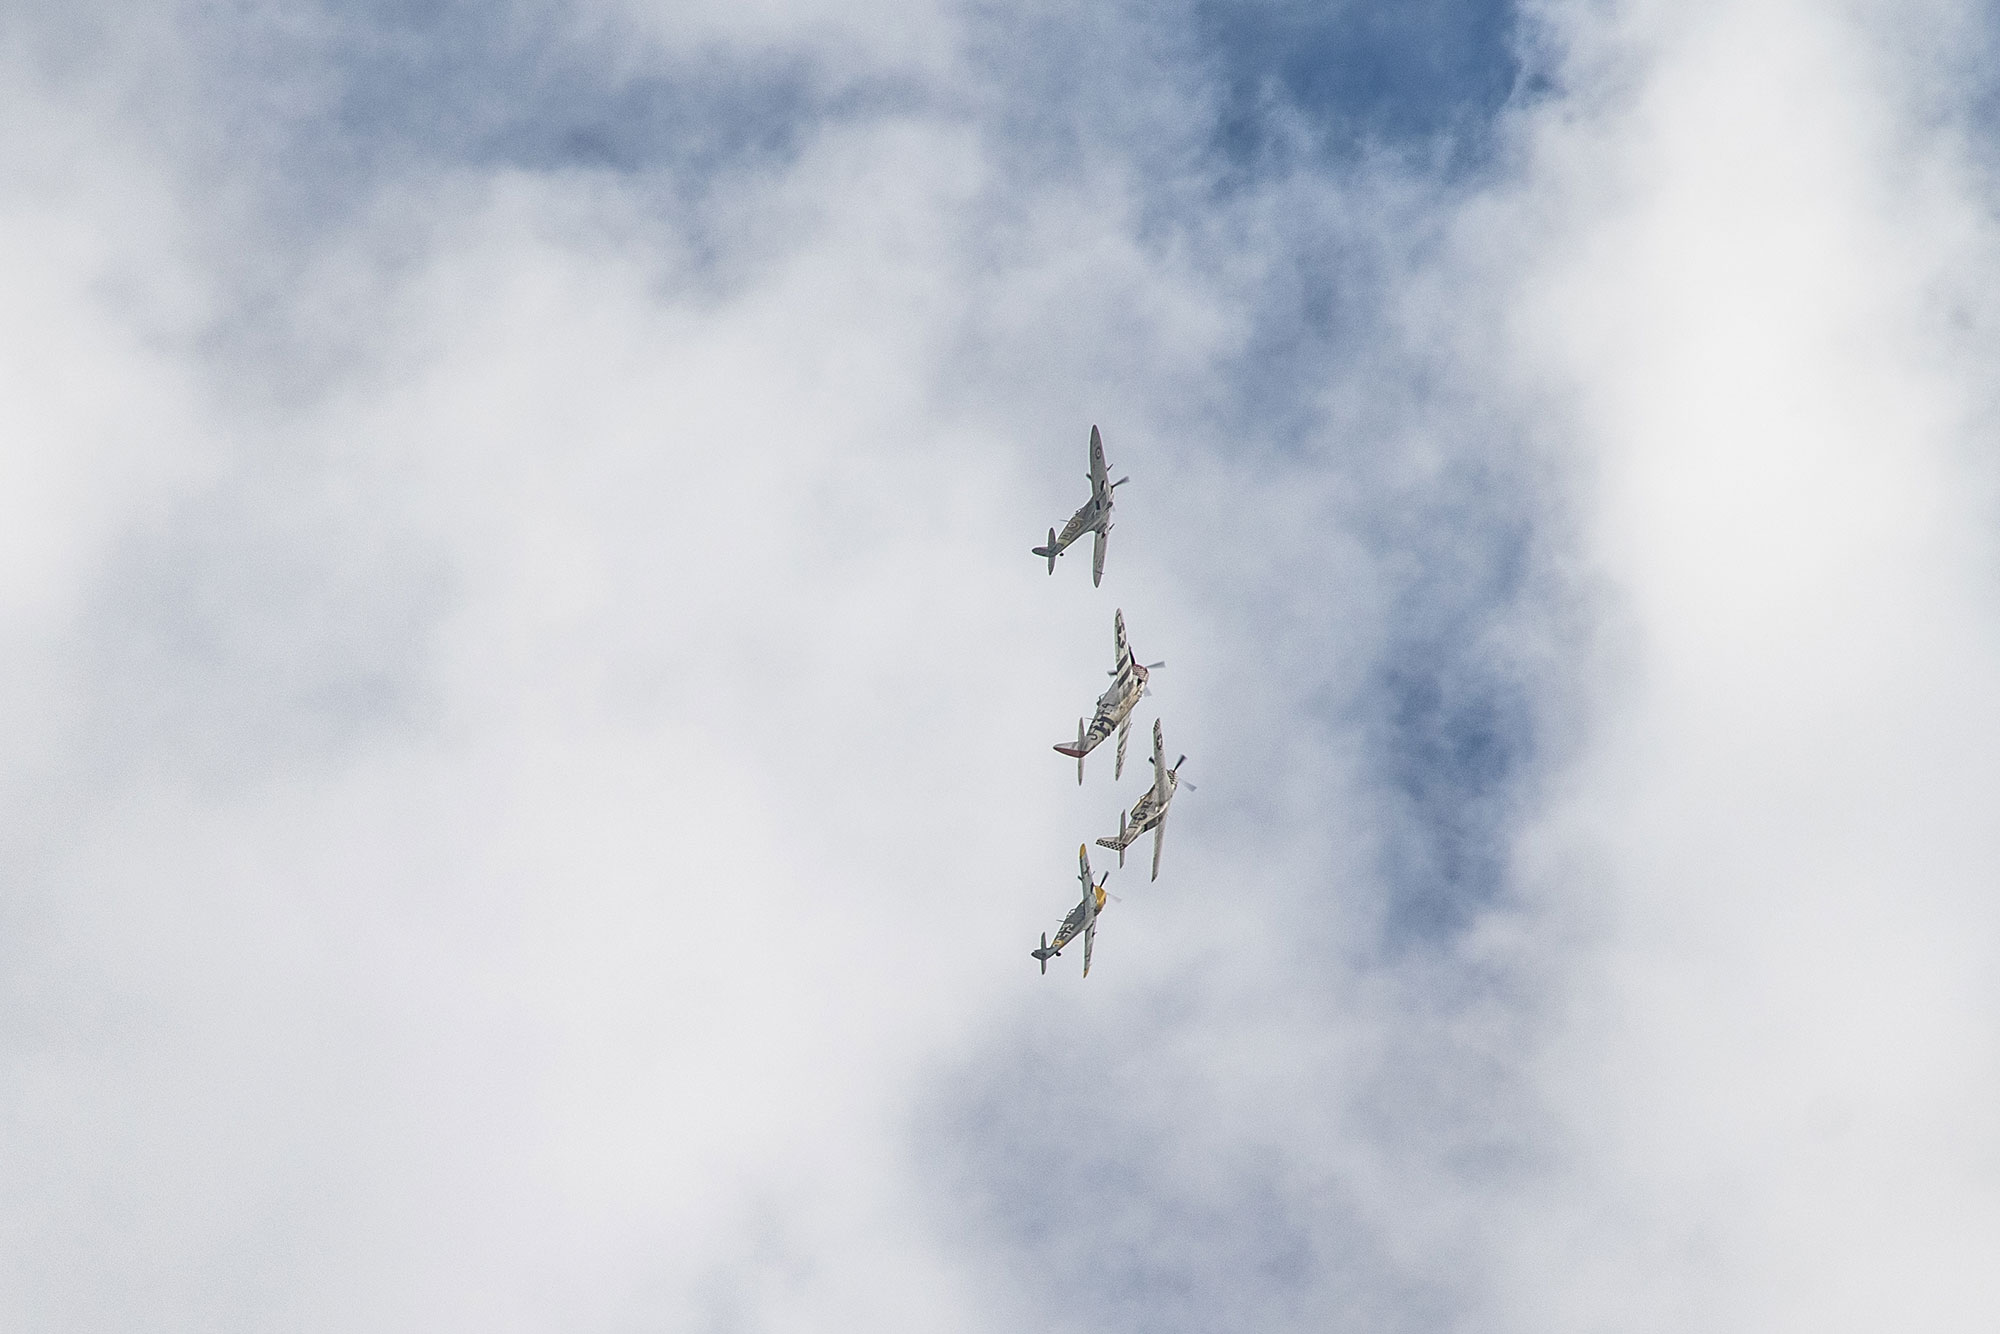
[5,1,2000,1330]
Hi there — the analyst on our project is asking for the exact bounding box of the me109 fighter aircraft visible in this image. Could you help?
[1032,845,1112,976]
[1032,424,1126,587]
[1096,718,1191,881]
[1053,608,1163,784]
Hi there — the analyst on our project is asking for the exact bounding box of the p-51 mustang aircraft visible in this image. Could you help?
[1096,718,1191,881]
[1053,608,1163,784]
[1032,845,1112,976]
[1032,424,1126,587]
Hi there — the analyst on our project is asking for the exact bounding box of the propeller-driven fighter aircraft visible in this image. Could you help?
[1096,718,1191,881]
[1053,608,1163,784]
[1032,424,1126,586]
[1031,845,1112,976]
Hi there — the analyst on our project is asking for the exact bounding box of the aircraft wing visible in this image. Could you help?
[1112,609,1130,675]
[1077,843,1094,896]
[1150,718,1168,804]
[1088,424,1108,495]
[1083,914,1096,977]
[1151,815,1166,881]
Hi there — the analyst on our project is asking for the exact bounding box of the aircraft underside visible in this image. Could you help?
[1057,507,1094,549]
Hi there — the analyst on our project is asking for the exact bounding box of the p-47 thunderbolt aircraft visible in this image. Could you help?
[1032,424,1126,587]
[1096,718,1191,881]
[1032,845,1112,976]
[1053,608,1163,784]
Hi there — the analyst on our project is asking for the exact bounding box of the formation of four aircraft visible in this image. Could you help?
[1028,426,1191,978]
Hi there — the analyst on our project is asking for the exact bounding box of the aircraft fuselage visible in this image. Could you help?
[1055,496,1108,550]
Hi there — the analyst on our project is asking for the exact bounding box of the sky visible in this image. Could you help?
[4,0,2000,1330]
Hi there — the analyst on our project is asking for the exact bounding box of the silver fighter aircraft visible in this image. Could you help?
[1053,608,1163,784]
[1096,718,1191,881]
[1032,424,1126,586]
[1031,844,1112,976]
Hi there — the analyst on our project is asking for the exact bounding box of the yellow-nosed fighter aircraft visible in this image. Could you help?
[1031,845,1112,977]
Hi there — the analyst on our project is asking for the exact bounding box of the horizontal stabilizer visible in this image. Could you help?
[1032,528,1059,574]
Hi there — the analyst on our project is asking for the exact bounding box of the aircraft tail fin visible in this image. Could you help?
[1092,811,1129,866]
[1049,719,1087,783]
[1034,932,1052,974]
[1031,528,1058,573]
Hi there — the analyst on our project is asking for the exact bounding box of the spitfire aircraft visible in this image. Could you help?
[1032,424,1126,587]
[1096,718,1191,881]
[1032,845,1112,976]
[1053,608,1163,784]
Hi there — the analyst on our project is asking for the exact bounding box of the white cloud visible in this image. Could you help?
[0,16,1288,1327]
[1500,1,2000,1328]
[14,0,2000,1330]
